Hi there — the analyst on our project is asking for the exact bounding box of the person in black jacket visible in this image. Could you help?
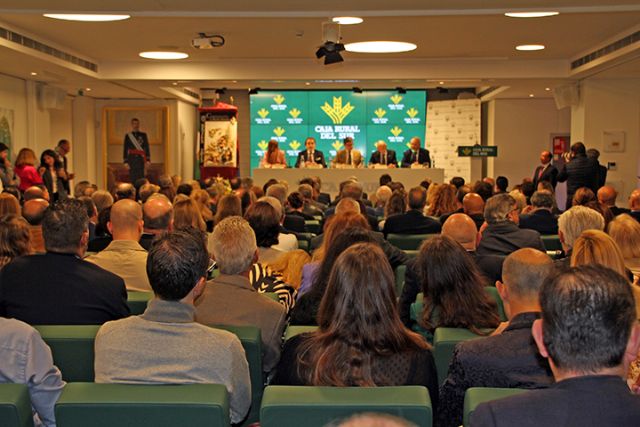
[383,186,441,235]
[369,141,398,167]
[0,199,129,324]
[518,191,558,235]
[401,137,431,168]
[557,142,599,210]
[587,148,607,189]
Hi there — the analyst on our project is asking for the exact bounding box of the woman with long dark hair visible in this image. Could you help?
[274,242,438,407]
[419,235,500,335]
[40,149,67,201]
[260,139,286,167]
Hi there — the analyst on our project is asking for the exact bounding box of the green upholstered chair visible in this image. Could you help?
[55,383,229,427]
[394,264,407,295]
[214,325,263,425]
[284,325,318,341]
[304,220,322,234]
[463,387,528,426]
[260,386,433,427]
[386,234,437,250]
[541,235,562,252]
[433,328,487,386]
[297,239,310,253]
[127,291,153,315]
[404,250,418,259]
[34,325,100,382]
[0,384,34,427]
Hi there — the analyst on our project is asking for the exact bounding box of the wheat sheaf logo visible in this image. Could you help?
[289,140,301,150]
[462,148,472,156]
[321,96,354,124]
[273,95,285,105]
[390,126,403,137]
[257,108,269,119]
[289,108,301,118]
[406,108,419,118]
[273,127,286,137]
[332,141,343,151]
[258,140,269,151]
[390,94,403,105]
[374,108,386,118]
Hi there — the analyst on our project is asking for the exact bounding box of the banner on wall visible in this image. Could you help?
[203,118,238,167]
[249,90,427,170]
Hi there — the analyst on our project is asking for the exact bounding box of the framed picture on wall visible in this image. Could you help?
[102,107,169,190]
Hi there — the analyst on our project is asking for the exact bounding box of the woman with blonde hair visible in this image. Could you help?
[0,193,20,216]
[14,148,43,192]
[426,184,459,217]
[213,193,242,225]
[0,214,31,269]
[607,214,640,282]
[173,197,206,232]
[191,189,214,223]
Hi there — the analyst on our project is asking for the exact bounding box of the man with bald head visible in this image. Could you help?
[462,192,486,230]
[369,141,397,168]
[437,248,555,427]
[532,150,558,189]
[140,194,174,250]
[597,185,628,217]
[21,198,49,253]
[86,199,150,291]
[113,182,136,201]
[628,189,640,223]
[23,185,49,202]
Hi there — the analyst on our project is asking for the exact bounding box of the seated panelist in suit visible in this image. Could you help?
[295,137,327,168]
[401,137,431,168]
[333,136,363,168]
[368,141,397,168]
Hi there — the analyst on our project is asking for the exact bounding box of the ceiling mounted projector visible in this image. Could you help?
[192,33,225,49]
[316,22,345,65]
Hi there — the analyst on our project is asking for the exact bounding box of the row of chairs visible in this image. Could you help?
[0,381,526,427]
[386,233,563,252]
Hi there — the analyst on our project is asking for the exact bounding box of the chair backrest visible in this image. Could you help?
[127,291,153,315]
[0,384,34,427]
[297,239,310,253]
[394,264,407,295]
[55,383,229,427]
[410,288,507,324]
[284,325,318,341]
[433,328,486,385]
[304,220,322,235]
[386,234,437,250]
[34,325,100,382]
[463,387,528,426]
[541,235,562,251]
[260,386,432,427]
[404,250,418,259]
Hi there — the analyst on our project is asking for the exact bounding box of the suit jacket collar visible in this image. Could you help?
[505,312,540,332]
[141,298,195,323]
[553,375,627,392]
[213,274,255,292]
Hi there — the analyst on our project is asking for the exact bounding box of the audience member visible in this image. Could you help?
[286,191,315,220]
[86,199,151,292]
[450,176,465,189]
[191,189,214,230]
[259,196,299,251]
[0,142,17,189]
[572,186,613,224]
[383,186,441,235]
[628,189,640,223]
[173,197,206,232]
[381,189,407,229]
[0,199,129,324]
[587,147,607,189]
[91,189,114,214]
[94,229,251,424]
[23,185,49,202]
[21,198,48,253]
[598,185,629,216]
[556,205,605,267]
[476,194,544,256]
[73,180,93,198]
[472,180,493,201]
[297,183,324,217]
[158,174,177,201]
[0,192,20,215]
[14,148,43,192]
[337,413,416,427]
[88,206,113,252]
[508,189,527,213]
[518,191,558,235]
[608,214,640,282]
[462,192,486,230]
[113,182,136,201]
[140,195,173,250]
[372,185,392,217]
[246,200,292,263]
[495,176,508,194]
[138,183,160,204]
[438,248,554,427]
[176,183,193,197]
[471,265,640,426]
[213,193,242,225]
[427,184,460,218]
[0,214,31,269]
[557,142,599,209]
[195,216,286,373]
[77,196,98,240]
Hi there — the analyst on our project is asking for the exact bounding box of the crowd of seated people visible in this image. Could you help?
[1,166,640,426]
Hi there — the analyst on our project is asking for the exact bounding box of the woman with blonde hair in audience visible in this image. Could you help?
[418,235,500,338]
[14,148,43,192]
[0,193,20,216]
[508,189,527,214]
[572,187,613,225]
[173,197,206,232]
[274,242,439,407]
[426,184,459,217]
[213,193,242,225]
[0,214,31,269]
[191,189,214,224]
[158,174,176,201]
[607,214,640,282]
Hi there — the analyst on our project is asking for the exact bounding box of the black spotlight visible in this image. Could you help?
[316,41,345,65]
[395,87,407,94]
[248,87,260,95]
[352,87,363,94]
[437,86,449,94]
[215,88,226,95]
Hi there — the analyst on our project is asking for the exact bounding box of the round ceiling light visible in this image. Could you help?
[505,11,559,18]
[139,51,189,60]
[332,17,363,25]
[345,41,417,53]
[43,14,131,22]
[516,44,545,51]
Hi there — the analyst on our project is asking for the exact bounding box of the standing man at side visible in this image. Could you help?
[333,137,363,168]
[401,137,431,168]
[556,142,598,210]
[294,137,327,168]
[54,139,74,195]
[124,118,151,183]
[532,150,558,190]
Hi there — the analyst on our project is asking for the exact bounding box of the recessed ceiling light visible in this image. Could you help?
[529,94,535,97]
[545,87,551,91]
[30,72,37,76]
[516,44,545,51]
[439,81,444,85]
[505,11,559,18]
[44,14,130,22]
[345,41,417,53]
[332,17,363,25]
[172,82,178,86]
[139,51,189,60]
[305,82,311,86]
[85,88,91,91]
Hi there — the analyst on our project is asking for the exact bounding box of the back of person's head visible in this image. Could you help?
[314,211,370,262]
[335,197,361,215]
[520,181,535,200]
[42,199,88,253]
[508,190,527,213]
[210,216,257,275]
[21,198,49,225]
[558,206,605,249]
[244,200,280,248]
[214,194,242,225]
[133,178,149,198]
[109,199,143,238]
[77,196,97,220]
[147,229,209,300]
[23,186,46,202]
[113,183,136,201]
[176,183,193,197]
[385,190,407,218]
[15,148,36,167]
[341,181,364,201]
[418,235,499,333]
[472,181,493,201]
[173,197,205,232]
[287,191,304,210]
[501,248,553,304]
[442,213,479,249]
[0,193,21,216]
[74,181,92,198]
[336,413,417,427]
[388,181,405,193]
[259,195,284,220]
[462,192,485,216]
[374,185,392,208]
[427,184,458,217]
[530,191,554,209]
[0,214,31,263]
[572,187,596,207]
[586,148,600,160]
[570,141,587,156]
[483,193,516,224]
[537,180,555,194]
[597,186,617,206]
[298,184,314,201]
[538,265,637,374]
[607,214,640,260]
[407,186,427,210]
[91,190,114,214]
[2,187,22,204]
[379,174,392,187]
[265,183,287,208]
[138,183,160,203]
[143,196,173,231]
[191,189,213,220]
[450,176,465,189]
[570,230,627,277]
[495,176,509,192]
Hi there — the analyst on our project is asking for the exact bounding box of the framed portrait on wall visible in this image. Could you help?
[103,107,169,190]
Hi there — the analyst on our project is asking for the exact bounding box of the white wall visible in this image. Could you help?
[487,98,571,185]
[176,100,198,180]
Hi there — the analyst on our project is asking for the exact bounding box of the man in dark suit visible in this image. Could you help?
[531,150,558,189]
[438,248,554,427]
[383,186,441,235]
[123,118,151,184]
[519,191,558,235]
[0,199,129,324]
[401,137,431,168]
[557,142,599,210]
[597,185,629,217]
[368,141,397,167]
[462,192,486,230]
[471,265,640,427]
[294,137,327,168]
[587,148,607,189]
